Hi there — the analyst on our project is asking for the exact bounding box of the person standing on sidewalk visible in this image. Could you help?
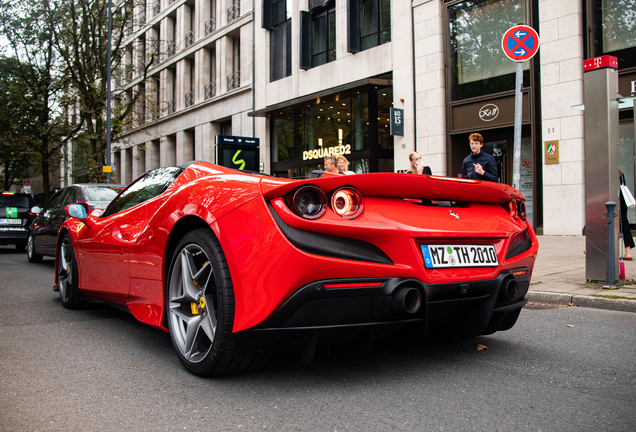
[619,169,634,260]
[461,133,498,182]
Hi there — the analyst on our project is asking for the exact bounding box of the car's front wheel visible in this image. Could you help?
[56,233,85,309]
[166,228,269,376]
[27,234,43,263]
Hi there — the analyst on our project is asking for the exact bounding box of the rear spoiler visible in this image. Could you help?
[260,173,525,205]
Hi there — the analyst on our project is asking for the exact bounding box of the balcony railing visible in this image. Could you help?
[167,99,175,115]
[153,2,161,17]
[138,11,146,25]
[227,72,240,91]
[205,17,216,36]
[149,104,161,121]
[184,31,195,48]
[227,2,240,22]
[166,40,176,58]
[169,0,177,4]
[204,83,216,100]
[185,91,194,107]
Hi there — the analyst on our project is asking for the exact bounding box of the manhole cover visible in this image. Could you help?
[524,302,562,310]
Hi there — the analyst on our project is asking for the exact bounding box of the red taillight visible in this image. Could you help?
[508,199,517,219]
[517,200,527,221]
[331,187,363,219]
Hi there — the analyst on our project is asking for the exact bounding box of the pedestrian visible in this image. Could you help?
[323,156,339,174]
[408,152,432,175]
[336,155,355,175]
[619,169,634,260]
[461,133,498,181]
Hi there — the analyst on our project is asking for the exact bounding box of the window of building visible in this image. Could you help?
[587,0,636,69]
[265,0,292,82]
[360,0,391,50]
[448,0,529,101]
[312,4,336,67]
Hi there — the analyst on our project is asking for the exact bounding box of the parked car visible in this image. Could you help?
[27,184,124,262]
[53,162,539,376]
[0,191,38,251]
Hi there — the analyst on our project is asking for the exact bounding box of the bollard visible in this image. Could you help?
[604,201,619,289]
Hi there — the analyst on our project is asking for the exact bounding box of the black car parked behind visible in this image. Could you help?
[27,184,124,262]
[0,192,37,251]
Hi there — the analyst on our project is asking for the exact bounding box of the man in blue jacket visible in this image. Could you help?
[462,133,498,182]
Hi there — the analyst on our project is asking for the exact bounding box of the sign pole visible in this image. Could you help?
[501,24,540,191]
[512,61,523,190]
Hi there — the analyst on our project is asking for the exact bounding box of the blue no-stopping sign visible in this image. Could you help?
[502,25,540,62]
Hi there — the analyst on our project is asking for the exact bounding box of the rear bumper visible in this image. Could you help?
[0,226,28,244]
[236,269,530,353]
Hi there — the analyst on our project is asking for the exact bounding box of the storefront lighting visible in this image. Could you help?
[338,129,343,145]
[318,138,323,147]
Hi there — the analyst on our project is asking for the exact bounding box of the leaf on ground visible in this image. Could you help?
[475,344,488,351]
[568,303,574,307]
[567,324,574,328]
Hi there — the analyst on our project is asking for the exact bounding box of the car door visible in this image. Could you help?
[43,188,77,253]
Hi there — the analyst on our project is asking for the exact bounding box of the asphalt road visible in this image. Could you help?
[1,245,635,432]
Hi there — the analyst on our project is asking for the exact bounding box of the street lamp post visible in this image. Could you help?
[105,0,113,183]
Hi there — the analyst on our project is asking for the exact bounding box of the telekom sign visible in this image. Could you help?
[583,55,618,72]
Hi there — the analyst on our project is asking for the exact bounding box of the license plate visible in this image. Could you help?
[421,244,499,268]
[0,219,22,225]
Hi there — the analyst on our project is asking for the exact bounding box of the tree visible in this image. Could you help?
[0,1,77,201]
[0,57,40,191]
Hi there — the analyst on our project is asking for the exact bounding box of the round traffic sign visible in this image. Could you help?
[502,25,540,62]
[23,178,30,186]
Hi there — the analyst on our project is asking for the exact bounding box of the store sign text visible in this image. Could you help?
[479,104,499,122]
[303,145,352,161]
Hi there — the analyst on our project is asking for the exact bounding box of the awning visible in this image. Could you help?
[248,78,392,117]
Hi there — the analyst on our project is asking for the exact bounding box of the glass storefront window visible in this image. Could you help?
[271,87,393,177]
[448,0,530,101]
[601,0,636,53]
[618,119,635,222]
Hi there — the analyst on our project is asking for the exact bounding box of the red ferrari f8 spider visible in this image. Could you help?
[55,161,538,376]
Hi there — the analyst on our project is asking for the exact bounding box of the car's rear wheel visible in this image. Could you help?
[166,228,269,376]
[27,234,43,263]
[56,233,85,309]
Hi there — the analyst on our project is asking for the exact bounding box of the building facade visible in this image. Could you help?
[105,0,636,236]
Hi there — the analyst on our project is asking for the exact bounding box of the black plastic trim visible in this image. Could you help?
[506,229,532,259]
[268,203,393,265]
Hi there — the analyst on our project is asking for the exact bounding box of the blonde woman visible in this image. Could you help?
[408,152,432,175]
[336,155,355,175]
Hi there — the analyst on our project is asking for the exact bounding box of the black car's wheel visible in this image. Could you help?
[166,229,269,376]
[27,234,43,263]
[15,243,26,252]
[56,233,85,309]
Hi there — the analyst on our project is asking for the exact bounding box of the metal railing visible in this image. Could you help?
[205,17,216,35]
[167,99,175,115]
[149,104,161,121]
[185,91,194,107]
[153,2,161,17]
[204,83,216,100]
[227,72,240,91]
[227,1,240,22]
[166,40,176,57]
[184,31,195,48]
[138,11,146,25]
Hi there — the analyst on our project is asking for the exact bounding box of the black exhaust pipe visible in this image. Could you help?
[499,278,520,302]
[391,287,422,315]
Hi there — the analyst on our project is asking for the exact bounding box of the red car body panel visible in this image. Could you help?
[55,161,538,341]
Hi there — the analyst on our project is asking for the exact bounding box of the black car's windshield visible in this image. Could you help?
[101,167,184,217]
[0,195,31,207]
[83,186,122,203]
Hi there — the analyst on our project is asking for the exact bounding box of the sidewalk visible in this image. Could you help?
[527,235,636,312]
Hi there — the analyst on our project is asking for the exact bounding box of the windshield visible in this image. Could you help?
[83,186,122,202]
[0,195,31,207]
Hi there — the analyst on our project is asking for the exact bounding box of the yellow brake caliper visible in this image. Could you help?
[190,261,209,315]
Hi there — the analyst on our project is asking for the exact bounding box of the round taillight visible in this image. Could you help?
[289,186,326,219]
[508,199,517,219]
[331,188,363,219]
[517,200,527,221]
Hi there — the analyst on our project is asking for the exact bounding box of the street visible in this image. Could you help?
[1,245,635,432]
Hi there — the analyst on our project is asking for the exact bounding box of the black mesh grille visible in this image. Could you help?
[268,203,393,265]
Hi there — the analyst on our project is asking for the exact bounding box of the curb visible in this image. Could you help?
[526,290,636,313]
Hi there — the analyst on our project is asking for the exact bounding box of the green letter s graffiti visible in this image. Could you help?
[232,150,246,170]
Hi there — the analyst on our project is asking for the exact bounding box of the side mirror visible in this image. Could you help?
[29,206,42,216]
[65,203,93,227]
